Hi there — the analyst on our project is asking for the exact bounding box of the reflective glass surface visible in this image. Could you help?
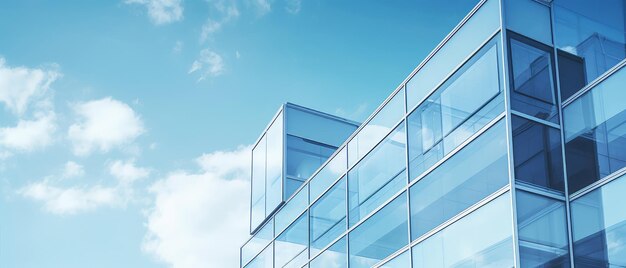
[275,184,308,235]
[286,135,336,199]
[310,146,347,201]
[245,242,273,268]
[554,0,626,99]
[349,193,408,268]
[310,177,346,256]
[275,213,308,268]
[267,113,284,216]
[512,115,565,192]
[509,36,559,123]
[571,174,626,267]
[286,105,358,148]
[348,124,406,227]
[379,250,410,268]
[564,67,626,193]
[408,38,503,180]
[242,220,275,266]
[505,0,552,46]
[348,88,404,168]
[411,193,514,268]
[310,236,347,268]
[516,190,570,267]
[251,135,267,231]
[410,119,508,240]
[406,0,500,111]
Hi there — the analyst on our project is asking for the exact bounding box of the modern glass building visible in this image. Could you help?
[240,0,626,267]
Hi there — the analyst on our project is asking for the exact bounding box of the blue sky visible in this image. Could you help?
[0,0,477,267]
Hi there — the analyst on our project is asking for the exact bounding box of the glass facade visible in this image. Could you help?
[241,0,626,267]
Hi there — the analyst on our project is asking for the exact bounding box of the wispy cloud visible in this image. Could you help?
[188,49,225,81]
[0,57,60,116]
[142,145,250,268]
[172,41,183,54]
[200,3,240,43]
[125,0,183,25]
[250,0,271,16]
[285,0,301,14]
[62,161,85,179]
[68,97,145,156]
[109,159,150,185]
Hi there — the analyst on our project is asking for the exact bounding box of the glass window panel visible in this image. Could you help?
[516,190,571,267]
[509,37,559,123]
[406,0,499,111]
[310,177,346,256]
[242,219,275,266]
[349,193,409,268]
[505,0,552,46]
[554,0,626,98]
[310,236,347,268]
[571,174,626,267]
[245,242,273,268]
[564,67,626,192]
[379,250,410,268]
[275,213,308,268]
[348,124,406,227]
[512,115,565,192]
[557,50,587,101]
[348,88,405,168]
[411,193,514,268]
[410,119,508,240]
[286,135,336,199]
[267,112,284,216]
[286,105,358,148]
[251,135,267,231]
[310,147,347,201]
[275,184,308,235]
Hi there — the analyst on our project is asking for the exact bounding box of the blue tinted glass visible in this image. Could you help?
[348,123,406,227]
[310,177,346,256]
[275,184,308,235]
[516,190,571,267]
[275,213,308,268]
[251,135,267,232]
[564,67,626,193]
[408,38,503,180]
[509,36,559,123]
[412,193,514,268]
[242,219,275,266]
[571,174,626,267]
[349,193,409,268]
[266,112,284,216]
[379,250,410,268]
[286,135,336,199]
[348,88,404,168]
[245,242,273,268]
[504,0,552,46]
[310,146,347,201]
[410,119,508,240]
[286,105,358,148]
[310,236,347,268]
[554,0,626,98]
[512,115,565,192]
[406,0,500,111]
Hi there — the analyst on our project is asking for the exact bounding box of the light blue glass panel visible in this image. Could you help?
[275,213,308,268]
[251,135,267,232]
[285,135,336,199]
[406,0,500,111]
[245,242,273,268]
[349,193,408,268]
[286,105,358,147]
[571,173,626,267]
[267,111,284,216]
[275,184,308,235]
[410,119,508,240]
[348,123,406,227]
[516,190,570,267]
[242,220,274,266]
[379,249,410,268]
[505,0,552,45]
[348,88,405,168]
[412,193,514,268]
[310,236,347,268]
[310,146,347,201]
[310,177,346,256]
[408,38,503,181]
[564,66,626,192]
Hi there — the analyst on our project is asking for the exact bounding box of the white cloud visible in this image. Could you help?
[0,57,60,115]
[285,0,301,14]
[251,0,271,16]
[0,111,56,152]
[109,159,150,185]
[142,145,251,268]
[125,0,183,25]
[19,180,124,215]
[199,4,240,43]
[62,161,85,179]
[188,49,225,81]
[68,97,145,156]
